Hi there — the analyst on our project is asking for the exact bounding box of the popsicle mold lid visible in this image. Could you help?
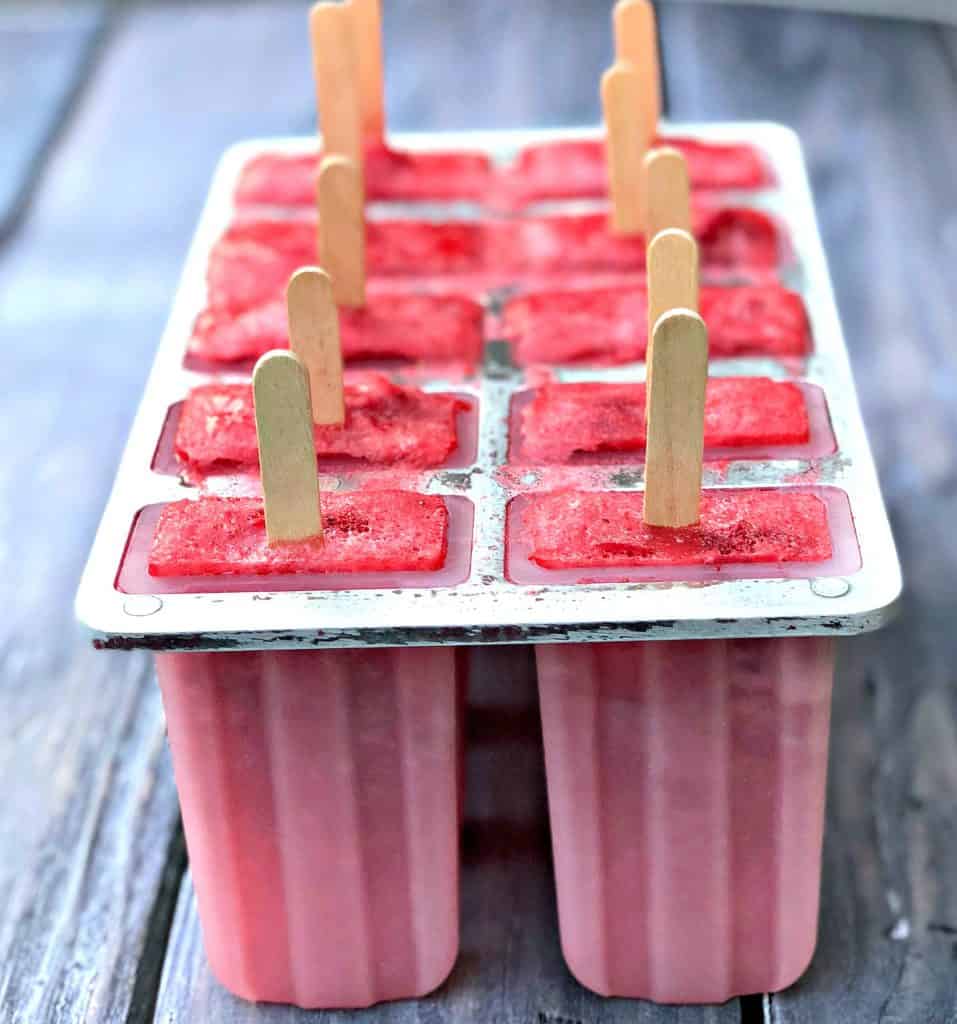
[75,122,902,651]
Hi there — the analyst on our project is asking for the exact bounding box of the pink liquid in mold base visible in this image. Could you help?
[157,646,463,1008]
[536,636,833,1002]
[506,382,835,466]
[505,487,860,587]
[116,496,474,595]
[151,394,480,481]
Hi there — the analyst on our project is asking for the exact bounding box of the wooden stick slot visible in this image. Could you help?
[253,351,323,543]
[309,1,362,167]
[601,62,647,235]
[348,0,385,141]
[643,310,708,528]
[318,154,366,308]
[613,0,661,141]
[287,267,345,426]
[643,146,691,242]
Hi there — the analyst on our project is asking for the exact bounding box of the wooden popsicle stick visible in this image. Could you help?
[643,310,708,528]
[601,62,648,236]
[643,146,691,242]
[646,227,699,397]
[287,267,345,426]
[253,351,322,543]
[647,227,699,336]
[348,0,385,141]
[318,154,366,308]
[309,1,362,168]
[613,0,661,141]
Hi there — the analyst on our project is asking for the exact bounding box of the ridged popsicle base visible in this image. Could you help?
[156,647,462,1009]
[536,637,834,1004]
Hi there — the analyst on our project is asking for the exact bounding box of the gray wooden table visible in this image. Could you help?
[2,3,955,1022]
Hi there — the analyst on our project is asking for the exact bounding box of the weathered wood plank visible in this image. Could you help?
[0,8,192,1011]
[690,0,957,23]
[0,2,338,1020]
[154,647,738,1024]
[661,6,957,1022]
[381,0,609,130]
[0,2,109,239]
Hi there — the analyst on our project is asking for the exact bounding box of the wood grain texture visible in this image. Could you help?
[153,647,738,1024]
[645,227,699,399]
[350,0,386,140]
[0,2,109,239]
[602,62,648,234]
[253,352,323,543]
[660,5,957,1022]
[613,0,661,130]
[643,147,691,241]
[310,2,363,166]
[0,4,353,1021]
[646,228,699,340]
[287,267,345,426]
[318,154,366,307]
[643,310,708,527]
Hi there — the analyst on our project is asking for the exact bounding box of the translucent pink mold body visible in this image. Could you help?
[536,636,834,1004]
[156,647,462,1009]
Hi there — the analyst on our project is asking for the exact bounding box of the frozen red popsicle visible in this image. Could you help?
[490,207,781,277]
[235,143,494,207]
[149,491,448,577]
[522,489,831,570]
[505,136,771,204]
[502,283,809,365]
[175,374,467,476]
[212,212,484,306]
[517,378,809,463]
[189,288,483,366]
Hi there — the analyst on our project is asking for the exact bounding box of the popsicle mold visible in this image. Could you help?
[157,646,462,1008]
[536,636,834,1003]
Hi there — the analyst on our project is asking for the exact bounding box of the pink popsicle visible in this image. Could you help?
[536,637,833,1002]
[158,647,462,1008]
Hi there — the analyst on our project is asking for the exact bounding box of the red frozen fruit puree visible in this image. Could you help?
[520,379,809,462]
[504,283,809,366]
[506,137,770,203]
[234,145,494,207]
[522,490,831,569]
[207,213,483,315]
[491,207,779,275]
[149,491,448,577]
[175,373,467,475]
[189,289,483,365]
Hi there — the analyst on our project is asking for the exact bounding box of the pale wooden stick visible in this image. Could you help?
[253,351,322,543]
[647,227,699,338]
[318,154,366,308]
[613,0,661,141]
[643,146,691,242]
[287,267,345,426]
[348,0,385,141]
[601,62,647,235]
[645,227,699,398]
[309,1,362,168]
[643,310,708,528]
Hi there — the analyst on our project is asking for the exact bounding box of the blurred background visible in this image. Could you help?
[1,2,956,1022]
